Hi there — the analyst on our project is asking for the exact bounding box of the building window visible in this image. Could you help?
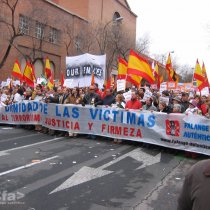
[19,15,29,35]
[49,27,58,44]
[35,21,44,39]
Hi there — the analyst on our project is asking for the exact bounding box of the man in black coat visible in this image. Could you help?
[82,85,103,107]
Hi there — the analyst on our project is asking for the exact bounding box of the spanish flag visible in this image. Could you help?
[47,71,54,90]
[166,53,179,82]
[12,59,22,80]
[23,62,34,87]
[127,50,155,84]
[126,74,142,87]
[117,57,127,79]
[45,58,52,79]
[200,62,210,90]
[154,63,163,88]
[193,60,209,91]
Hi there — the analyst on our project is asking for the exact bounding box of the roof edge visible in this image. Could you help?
[44,0,88,22]
[116,0,137,17]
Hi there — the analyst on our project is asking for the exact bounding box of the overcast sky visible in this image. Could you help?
[128,0,210,81]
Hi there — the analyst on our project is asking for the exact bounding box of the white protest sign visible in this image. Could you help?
[37,78,47,85]
[160,83,167,94]
[6,78,11,86]
[1,81,8,87]
[123,91,132,102]
[117,80,126,92]
[64,79,74,88]
[143,91,152,101]
[201,87,209,97]
[13,80,20,86]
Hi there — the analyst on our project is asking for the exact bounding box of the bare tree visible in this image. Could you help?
[90,21,135,74]
[0,0,22,69]
[176,64,194,82]
[135,34,150,55]
[62,22,75,56]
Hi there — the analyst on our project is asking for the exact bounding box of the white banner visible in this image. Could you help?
[66,53,106,88]
[1,102,210,156]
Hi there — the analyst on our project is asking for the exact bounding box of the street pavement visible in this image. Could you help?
[0,125,207,210]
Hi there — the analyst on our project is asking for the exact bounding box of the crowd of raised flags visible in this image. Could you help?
[8,49,209,94]
[11,58,65,90]
[117,50,209,92]
[0,48,209,140]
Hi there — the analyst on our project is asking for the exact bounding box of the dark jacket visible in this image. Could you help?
[157,106,170,113]
[181,101,189,112]
[102,95,115,106]
[82,92,103,106]
[177,159,210,210]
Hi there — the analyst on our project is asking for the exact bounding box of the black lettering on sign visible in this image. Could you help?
[66,67,80,77]
[82,65,92,76]
[93,65,103,78]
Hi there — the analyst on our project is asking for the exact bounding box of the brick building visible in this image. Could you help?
[0,0,137,81]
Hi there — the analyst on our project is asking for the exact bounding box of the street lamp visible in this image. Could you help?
[104,16,123,31]
[103,16,123,80]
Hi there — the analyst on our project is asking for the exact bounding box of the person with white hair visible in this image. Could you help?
[172,104,182,113]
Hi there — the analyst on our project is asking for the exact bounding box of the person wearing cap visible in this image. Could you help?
[169,96,185,113]
[185,100,201,115]
[177,159,210,210]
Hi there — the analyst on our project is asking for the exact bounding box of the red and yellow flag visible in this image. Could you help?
[60,71,64,87]
[194,60,209,91]
[45,58,52,79]
[23,62,34,87]
[117,57,127,79]
[91,71,95,85]
[127,50,155,84]
[12,59,22,80]
[200,62,210,90]
[47,71,54,90]
[154,63,163,88]
[166,53,179,82]
[126,74,142,87]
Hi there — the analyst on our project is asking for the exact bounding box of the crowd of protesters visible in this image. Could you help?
[0,82,209,140]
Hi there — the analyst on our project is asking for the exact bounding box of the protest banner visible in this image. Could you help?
[0,102,209,156]
[66,53,106,88]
